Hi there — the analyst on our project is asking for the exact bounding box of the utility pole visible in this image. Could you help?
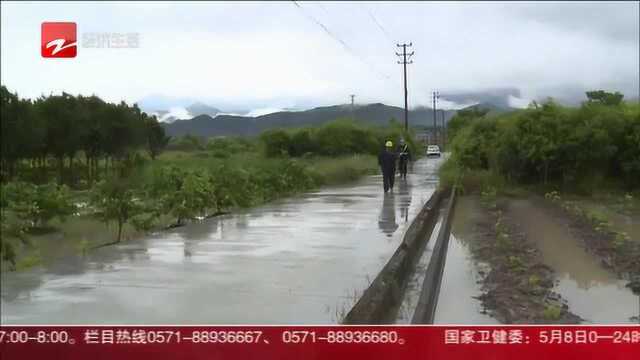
[350,94,355,120]
[441,109,446,149]
[432,91,439,145]
[396,43,413,131]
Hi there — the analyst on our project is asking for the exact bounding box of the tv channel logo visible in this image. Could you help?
[41,22,77,58]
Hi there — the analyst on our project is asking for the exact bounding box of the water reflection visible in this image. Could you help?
[176,217,222,241]
[235,214,249,230]
[378,193,398,237]
[397,178,412,223]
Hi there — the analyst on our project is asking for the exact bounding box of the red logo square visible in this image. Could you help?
[41,22,77,58]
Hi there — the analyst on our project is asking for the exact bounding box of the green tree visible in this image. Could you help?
[1,87,44,180]
[446,107,490,141]
[585,90,624,106]
[515,101,563,184]
[144,114,170,160]
[78,95,108,184]
[37,93,84,184]
[91,178,141,243]
[150,167,213,226]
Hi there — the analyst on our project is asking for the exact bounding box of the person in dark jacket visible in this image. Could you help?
[378,140,397,192]
[397,138,411,180]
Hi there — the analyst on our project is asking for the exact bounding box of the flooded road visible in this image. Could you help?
[434,196,497,324]
[508,198,638,324]
[1,158,442,324]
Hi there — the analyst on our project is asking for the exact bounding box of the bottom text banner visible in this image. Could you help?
[0,325,638,359]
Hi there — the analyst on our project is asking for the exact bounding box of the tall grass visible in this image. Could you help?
[303,155,378,185]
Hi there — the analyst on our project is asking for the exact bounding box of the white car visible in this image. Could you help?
[426,145,441,157]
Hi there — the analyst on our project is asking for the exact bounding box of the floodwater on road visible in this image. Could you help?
[434,196,497,324]
[508,198,638,324]
[1,158,443,324]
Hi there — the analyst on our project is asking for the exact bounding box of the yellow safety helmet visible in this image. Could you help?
[385,140,393,147]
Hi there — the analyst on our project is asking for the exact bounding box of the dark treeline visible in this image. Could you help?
[259,118,419,159]
[0,85,170,186]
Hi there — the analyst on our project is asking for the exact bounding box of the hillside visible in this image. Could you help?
[162,103,459,137]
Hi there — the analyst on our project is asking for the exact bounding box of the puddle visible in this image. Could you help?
[508,198,638,324]
[434,196,497,324]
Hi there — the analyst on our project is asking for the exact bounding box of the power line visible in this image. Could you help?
[292,1,353,55]
[357,4,446,121]
[291,1,396,86]
[361,5,430,118]
[360,4,394,44]
[314,2,330,16]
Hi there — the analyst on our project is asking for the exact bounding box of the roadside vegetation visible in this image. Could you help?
[440,90,640,320]
[440,90,639,193]
[1,85,416,271]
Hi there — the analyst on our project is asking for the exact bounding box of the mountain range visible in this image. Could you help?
[160,102,513,138]
[148,87,640,138]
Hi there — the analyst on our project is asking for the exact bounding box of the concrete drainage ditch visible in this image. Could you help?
[343,189,457,324]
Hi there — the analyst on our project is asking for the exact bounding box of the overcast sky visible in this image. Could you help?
[1,1,638,111]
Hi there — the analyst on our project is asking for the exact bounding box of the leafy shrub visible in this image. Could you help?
[167,134,206,152]
[445,92,640,191]
[481,186,498,209]
[543,305,562,320]
[207,137,257,154]
[32,183,76,226]
[211,149,231,159]
[259,119,418,159]
[260,129,291,157]
[289,129,316,157]
[15,252,42,271]
[1,181,75,229]
[507,255,525,272]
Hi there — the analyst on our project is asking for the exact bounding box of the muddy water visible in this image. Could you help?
[1,158,443,324]
[508,198,638,324]
[434,196,497,324]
